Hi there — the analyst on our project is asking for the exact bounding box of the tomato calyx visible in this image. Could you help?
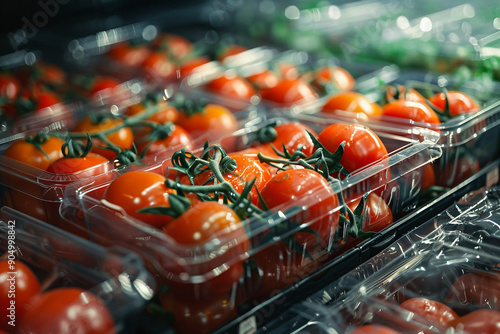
[342,193,375,239]
[61,133,93,158]
[136,122,176,159]
[137,193,191,219]
[426,88,454,122]
[24,132,52,160]
[171,95,208,117]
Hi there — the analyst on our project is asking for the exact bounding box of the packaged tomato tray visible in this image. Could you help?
[0,206,155,333]
[262,183,500,334]
[0,83,261,237]
[57,113,441,333]
[294,69,500,203]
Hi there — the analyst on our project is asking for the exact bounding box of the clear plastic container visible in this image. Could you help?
[265,185,500,334]
[59,114,440,334]
[0,84,261,236]
[0,206,155,333]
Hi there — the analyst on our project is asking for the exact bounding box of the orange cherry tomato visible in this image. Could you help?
[206,73,256,101]
[313,65,356,92]
[321,91,383,118]
[3,135,65,170]
[260,78,317,106]
[429,90,481,116]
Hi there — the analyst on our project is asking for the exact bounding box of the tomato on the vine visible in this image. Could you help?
[125,99,179,124]
[384,85,427,104]
[312,65,356,93]
[136,123,194,160]
[399,298,459,327]
[175,103,238,138]
[141,52,176,80]
[246,69,280,90]
[3,134,65,170]
[0,260,40,332]
[206,73,256,101]
[162,201,249,297]
[259,168,340,253]
[429,90,480,116]
[46,153,109,175]
[18,287,116,334]
[84,76,121,97]
[347,192,393,233]
[256,121,319,157]
[72,116,134,160]
[103,171,177,229]
[382,100,441,125]
[321,91,383,118]
[260,77,317,106]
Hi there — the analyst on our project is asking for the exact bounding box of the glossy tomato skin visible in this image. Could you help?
[159,289,237,334]
[175,103,238,138]
[318,124,388,175]
[313,65,356,92]
[162,201,249,297]
[262,121,319,157]
[46,154,109,175]
[321,91,383,118]
[385,85,427,104]
[18,287,116,334]
[382,100,441,125]
[125,100,179,124]
[349,324,401,334]
[436,155,480,188]
[72,116,134,160]
[452,309,500,333]
[399,298,459,327]
[445,272,500,309]
[103,171,176,229]
[430,90,481,116]
[421,162,436,192]
[206,74,256,101]
[87,77,121,97]
[4,135,65,170]
[259,169,340,253]
[0,261,41,332]
[260,78,317,106]
[141,52,176,80]
[246,70,280,90]
[347,192,393,233]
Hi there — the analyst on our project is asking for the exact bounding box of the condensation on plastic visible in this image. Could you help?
[269,185,500,334]
[0,84,262,233]
[0,206,155,334]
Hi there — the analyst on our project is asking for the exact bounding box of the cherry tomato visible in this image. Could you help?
[103,171,176,229]
[151,33,193,60]
[72,116,134,160]
[445,272,500,309]
[136,123,194,160]
[429,90,481,116]
[421,162,436,192]
[259,169,340,253]
[3,135,65,170]
[192,153,272,205]
[318,123,389,175]
[321,91,383,118]
[257,121,318,157]
[382,100,441,125]
[108,42,151,67]
[46,153,109,175]
[159,289,237,334]
[0,73,20,101]
[206,73,256,101]
[260,78,317,106]
[162,201,249,297]
[18,287,116,334]
[0,260,40,332]
[178,57,211,78]
[384,85,427,104]
[175,103,238,138]
[86,76,121,97]
[313,65,356,92]
[141,51,176,80]
[34,61,67,88]
[349,324,401,334]
[34,91,61,111]
[436,155,479,188]
[246,69,280,90]
[125,99,179,124]
[218,44,248,62]
[452,309,500,333]
[399,298,459,327]
[347,192,393,233]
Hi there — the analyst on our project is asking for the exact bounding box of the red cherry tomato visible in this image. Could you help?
[259,169,340,253]
[178,57,211,78]
[421,162,436,192]
[0,260,41,332]
[0,73,21,101]
[321,91,383,118]
[429,90,481,116]
[175,103,238,139]
[260,78,318,106]
[436,155,480,188]
[218,44,248,62]
[206,73,256,101]
[258,121,319,157]
[125,99,179,124]
[246,70,280,90]
[72,116,134,160]
[103,171,176,229]
[452,309,500,333]
[384,85,427,104]
[87,76,121,97]
[46,153,109,175]
[162,201,249,297]
[347,192,393,233]
[108,42,151,67]
[313,65,356,92]
[136,123,194,160]
[382,100,441,125]
[445,272,500,309]
[349,324,401,334]
[18,287,116,334]
[141,52,176,80]
[3,135,65,170]
[151,33,193,60]
[399,298,459,327]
